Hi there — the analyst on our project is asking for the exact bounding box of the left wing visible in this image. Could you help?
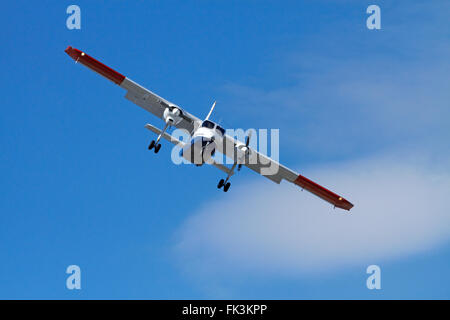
[65,46,201,133]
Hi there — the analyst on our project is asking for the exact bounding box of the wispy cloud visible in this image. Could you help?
[217,1,450,159]
[174,155,450,277]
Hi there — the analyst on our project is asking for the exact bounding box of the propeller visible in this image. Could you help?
[238,130,252,171]
[160,100,191,122]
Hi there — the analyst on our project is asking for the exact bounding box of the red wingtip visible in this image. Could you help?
[64,46,125,85]
[65,46,81,60]
[294,174,354,211]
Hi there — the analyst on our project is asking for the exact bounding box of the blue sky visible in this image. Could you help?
[0,0,449,299]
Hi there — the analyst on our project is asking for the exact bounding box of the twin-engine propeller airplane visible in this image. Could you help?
[65,46,354,211]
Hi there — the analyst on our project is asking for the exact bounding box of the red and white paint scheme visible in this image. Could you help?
[65,46,353,210]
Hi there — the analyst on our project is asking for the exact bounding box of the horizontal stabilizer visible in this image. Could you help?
[144,124,184,147]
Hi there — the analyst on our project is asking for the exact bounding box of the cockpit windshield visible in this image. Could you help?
[201,120,225,135]
[201,120,215,129]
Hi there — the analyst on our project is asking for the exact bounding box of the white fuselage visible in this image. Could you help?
[181,121,224,165]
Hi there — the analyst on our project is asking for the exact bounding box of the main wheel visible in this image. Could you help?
[217,179,225,189]
[148,140,155,150]
[154,143,161,153]
[223,182,231,192]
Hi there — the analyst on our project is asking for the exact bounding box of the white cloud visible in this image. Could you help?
[174,155,450,276]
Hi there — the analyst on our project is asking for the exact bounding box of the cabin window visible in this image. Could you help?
[216,126,225,136]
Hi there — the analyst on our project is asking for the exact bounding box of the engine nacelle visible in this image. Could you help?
[163,106,183,125]
[236,144,252,164]
[237,144,251,156]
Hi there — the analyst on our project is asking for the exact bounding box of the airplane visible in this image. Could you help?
[64,46,353,211]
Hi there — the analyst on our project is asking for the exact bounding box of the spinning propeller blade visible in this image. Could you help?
[238,130,252,171]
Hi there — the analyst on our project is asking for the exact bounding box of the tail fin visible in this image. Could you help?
[205,101,216,120]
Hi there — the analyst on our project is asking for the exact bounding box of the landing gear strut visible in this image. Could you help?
[148,121,170,154]
[217,131,252,193]
[217,162,237,192]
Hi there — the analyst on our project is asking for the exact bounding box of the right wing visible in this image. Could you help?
[218,134,354,211]
[65,46,201,134]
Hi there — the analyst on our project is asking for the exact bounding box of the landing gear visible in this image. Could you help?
[148,121,170,154]
[217,179,231,192]
[217,160,239,193]
[148,140,161,153]
[217,178,231,192]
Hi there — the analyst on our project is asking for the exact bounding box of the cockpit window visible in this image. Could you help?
[216,125,225,136]
[201,120,215,129]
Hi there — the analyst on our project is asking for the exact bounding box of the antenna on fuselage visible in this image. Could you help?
[205,101,216,121]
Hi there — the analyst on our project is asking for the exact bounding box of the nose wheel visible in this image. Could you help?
[148,140,161,153]
[217,179,231,192]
